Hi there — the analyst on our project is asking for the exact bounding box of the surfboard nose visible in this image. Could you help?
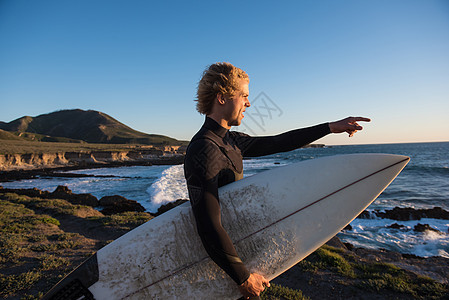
[397,155,410,168]
[344,153,410,174]
[380,154,410,175]
[347,153,410,186]
[391,154,410,163]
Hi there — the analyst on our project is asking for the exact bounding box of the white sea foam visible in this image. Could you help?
[412,230,449,258]
[145,165,188,213]
[243,158,286,177]
[141,158,285,211]
[339,218,449,258]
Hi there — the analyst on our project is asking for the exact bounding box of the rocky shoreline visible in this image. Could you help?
[0,154,184,182]
[2,184,448,233]
[359,207,449,222]
[0,146,185,172]
[1,156,448,299]
[0,186,448,299]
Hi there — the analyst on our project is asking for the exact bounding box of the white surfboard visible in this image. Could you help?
[42,153,409,300]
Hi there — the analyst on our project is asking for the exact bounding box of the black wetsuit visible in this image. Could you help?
[183,117,331,286]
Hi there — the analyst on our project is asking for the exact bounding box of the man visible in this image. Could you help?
[183,62,370,299]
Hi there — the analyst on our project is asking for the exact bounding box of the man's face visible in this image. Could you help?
[223,79,250,127]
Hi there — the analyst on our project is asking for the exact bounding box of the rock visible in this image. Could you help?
[425,207,449,219]
[402,253,424,259]
[72,193,100,207]
[0,185,99,206]
[99,195,126,206]
[377,207,419,221]
[376,206,449,221]
[388,223,406,229]
[52,185,72,195]
[0,186,50,198]
[154,199,189,216]
[325,236,348,250]
[343,242,354,251]
[358,210,377,219]
[413,223,441,233]
[51,185,99,207]
[99,195,145,215]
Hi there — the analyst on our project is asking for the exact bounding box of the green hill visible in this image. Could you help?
[0,129,24,141]
[0,109,185,146]
[8,131,87,143]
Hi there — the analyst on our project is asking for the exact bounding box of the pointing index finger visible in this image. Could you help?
[353,117,371,122]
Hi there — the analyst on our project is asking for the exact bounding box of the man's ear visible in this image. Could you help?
[217,93,226,105]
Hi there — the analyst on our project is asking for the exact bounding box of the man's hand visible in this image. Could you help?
[329,116,371,137]
[239,273,270,298]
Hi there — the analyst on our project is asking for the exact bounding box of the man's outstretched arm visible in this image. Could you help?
[235,116,370,157]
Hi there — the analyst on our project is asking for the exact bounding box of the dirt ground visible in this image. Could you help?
[1,191,448,300]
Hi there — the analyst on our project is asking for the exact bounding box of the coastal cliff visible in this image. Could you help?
[0,146,185,171]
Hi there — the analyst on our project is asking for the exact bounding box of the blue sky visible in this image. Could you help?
[1,0,448,145]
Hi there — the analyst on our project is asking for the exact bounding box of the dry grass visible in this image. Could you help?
[0,139,149,155]
[0,192,152,299]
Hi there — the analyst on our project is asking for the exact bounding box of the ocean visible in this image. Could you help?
[2,142,448,258]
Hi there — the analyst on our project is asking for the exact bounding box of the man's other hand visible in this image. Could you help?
[239,273,270,298]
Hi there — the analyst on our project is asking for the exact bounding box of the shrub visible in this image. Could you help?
[0,271,41,298]
[261,283,309,300]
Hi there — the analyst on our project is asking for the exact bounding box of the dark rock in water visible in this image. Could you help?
[154,199,189,216]
[99,195,145,215]
[413,223,441,233]
[357,207,449,221]
[51,185,99,207]
[425,207,449,219]
[45,172,98,178]
[376,206,449,221]
[377,207,418,221]
[358,210,377,219]
[343,224,352,231]
[388,223,406,229]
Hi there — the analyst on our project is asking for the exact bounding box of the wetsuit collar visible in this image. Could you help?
[204,117,229,138]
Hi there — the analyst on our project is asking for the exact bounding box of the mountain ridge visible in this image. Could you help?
[0,109,185,146]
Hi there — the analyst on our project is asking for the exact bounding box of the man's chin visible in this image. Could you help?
[228,118,243,127]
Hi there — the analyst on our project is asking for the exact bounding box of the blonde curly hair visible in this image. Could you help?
[196,62,249,115]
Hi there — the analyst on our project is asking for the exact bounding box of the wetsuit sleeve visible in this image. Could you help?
[234,123,331,157]
[183,139,251,285]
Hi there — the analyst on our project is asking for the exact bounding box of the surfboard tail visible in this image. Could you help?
[41,254,99,300]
